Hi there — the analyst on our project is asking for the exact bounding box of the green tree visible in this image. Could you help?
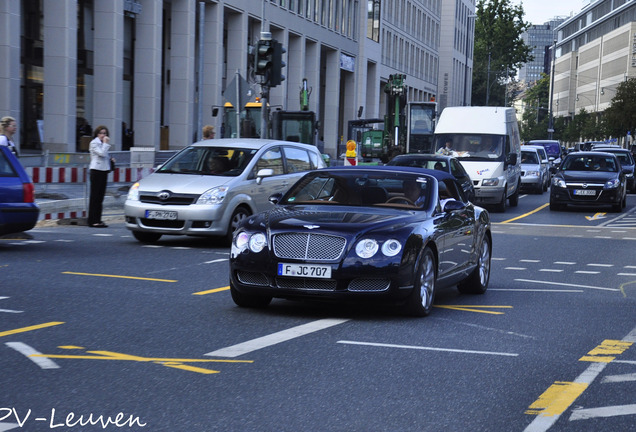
[472,0,532,106]
[520,74,550,141]
[602,78,636,138]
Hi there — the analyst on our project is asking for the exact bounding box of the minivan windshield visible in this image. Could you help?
[433,134,506,162]
[158,146,257,176]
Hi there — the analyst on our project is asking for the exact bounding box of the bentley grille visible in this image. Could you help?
[273,233,346,261]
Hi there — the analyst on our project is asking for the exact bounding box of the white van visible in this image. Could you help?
[433,106,521,211]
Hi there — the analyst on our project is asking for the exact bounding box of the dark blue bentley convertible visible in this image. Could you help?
[229,166,491,316]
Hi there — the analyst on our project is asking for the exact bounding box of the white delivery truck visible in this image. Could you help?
[433,106,521,211]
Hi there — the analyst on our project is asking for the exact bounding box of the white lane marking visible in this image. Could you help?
[569,404,636,421]
[0,309,23,314]
[514,279,619,292]
[625,265,636,269]
[524,324,636,432]
[587,263,613,267]
[337,340,518,357]
[614,360,636,365]
[92,233,112,237]
[5,342,60,369]
[520,259,540,263]
[505,267,527,271]
[601,373,636,383]
[554,261,576,265]
[539,269,563,273]
[0,422,20,431]
[204,259,227,264]
[205,318,350,358]
[489,289,583,293]
[575,271,600,274]
[618,273,636,276]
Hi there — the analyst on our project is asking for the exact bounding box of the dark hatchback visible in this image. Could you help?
[386,153,475,202]
[229,166,492,317]
[550,151,627,212]
[0,146,39,235]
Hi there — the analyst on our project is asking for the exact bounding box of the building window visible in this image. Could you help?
[367,0,380,42]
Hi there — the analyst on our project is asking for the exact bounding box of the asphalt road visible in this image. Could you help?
[1,190,635,432]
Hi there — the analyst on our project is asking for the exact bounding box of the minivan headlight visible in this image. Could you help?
[197,186,228,204]
[127,182,140,201]
[481,178,499,187]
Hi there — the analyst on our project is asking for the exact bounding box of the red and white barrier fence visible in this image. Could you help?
[27,167,154,184]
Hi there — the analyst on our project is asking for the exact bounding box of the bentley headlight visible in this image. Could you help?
[552,177,567,188]
[249,232,267,253]
[604,179,620,189]
[355,239,379,258]
[381,239,402,257]
[481,178,499,186]
[196,186,228,204]
[234,231,249,251]
[127,182,140,201]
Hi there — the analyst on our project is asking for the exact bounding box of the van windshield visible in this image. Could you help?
[433,134,506,162]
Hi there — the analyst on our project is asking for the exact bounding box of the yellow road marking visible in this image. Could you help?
[525,381,588,416]
[30,348,253,375]
[0,321,65,338]
[500,203,549,224]
[62,271,177,282]
[585,212,607,221]
[434,305,513,315]
[193,286,230,295]
[579,339,633,362]
[620,280,636,298]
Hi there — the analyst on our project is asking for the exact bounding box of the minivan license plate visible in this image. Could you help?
[146,210,178,220]
[278,263,331,278]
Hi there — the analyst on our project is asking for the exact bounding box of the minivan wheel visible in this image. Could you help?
[226,207,250,244]
[508,182,520,207]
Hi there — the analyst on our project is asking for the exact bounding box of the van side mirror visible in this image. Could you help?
[508,153,518,166]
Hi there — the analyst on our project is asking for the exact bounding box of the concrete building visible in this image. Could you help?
[1,0,476,160]
[437,0,475,111]
[519,18,565,85]
[550,0,636,119]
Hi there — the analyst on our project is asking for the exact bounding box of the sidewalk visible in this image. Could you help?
[35,182,130,227]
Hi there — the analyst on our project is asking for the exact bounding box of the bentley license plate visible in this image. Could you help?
[278,263,331,278]
[145,210,178,220]
[573,189,595,196]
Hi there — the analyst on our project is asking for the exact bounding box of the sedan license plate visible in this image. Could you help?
[278,263,331,278]
[573,189,596,196]
[145,210,178,220]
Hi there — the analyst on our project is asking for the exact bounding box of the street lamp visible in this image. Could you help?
[463,14,477,106]
[547,39,557,139]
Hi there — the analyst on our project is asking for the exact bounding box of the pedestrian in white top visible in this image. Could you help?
[88,125,113,227]
[0,116,19,157]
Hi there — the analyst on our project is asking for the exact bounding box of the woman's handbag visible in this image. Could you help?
[110,158,116,172]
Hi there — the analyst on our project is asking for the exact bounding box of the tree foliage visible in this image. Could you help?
[472,0,532,106]
[602,79,636,138]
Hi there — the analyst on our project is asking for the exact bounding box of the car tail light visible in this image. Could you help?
[23,182,35,203]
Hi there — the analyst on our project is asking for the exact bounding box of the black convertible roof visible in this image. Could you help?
[321,165,455,182]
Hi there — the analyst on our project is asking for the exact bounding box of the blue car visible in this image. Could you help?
[0,146,40,235]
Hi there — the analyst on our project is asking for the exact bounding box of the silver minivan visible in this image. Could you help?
[125,138,325,243]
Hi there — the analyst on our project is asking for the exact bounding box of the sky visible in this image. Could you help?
[513,0,588,24]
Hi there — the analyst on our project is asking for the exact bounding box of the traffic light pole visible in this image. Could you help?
[260,86,269,139]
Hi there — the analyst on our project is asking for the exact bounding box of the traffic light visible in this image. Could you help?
[270,40,286,87]
[255,39,273,82]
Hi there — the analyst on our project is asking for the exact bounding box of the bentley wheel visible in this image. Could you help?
[132,231,162,243]
[406,247,436,317]
[458,235,491,294]
[230,282,272,308]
